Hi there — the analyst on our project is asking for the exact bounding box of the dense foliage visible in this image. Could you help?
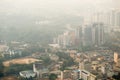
[56,52,75,71]
[0,61,4,78]
[49,73,57,80]
[4,64,33,75]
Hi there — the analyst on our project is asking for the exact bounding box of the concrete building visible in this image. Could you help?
[83,25,93,46]
[75,26,83,46]
[79,62,85,70]
[72,70,80,80]
[83,23,105,46]
[91,61,99,71]
[114,52,118,63]
[115,11,120,27]
[60,70,72,80]
[81,70,96,80]
[19,70,36,78]
[92,23,105,46]
[33,63,49,79]
[116,59,120,68]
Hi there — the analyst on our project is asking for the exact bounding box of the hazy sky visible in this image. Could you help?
[0,0,120,42]
[0,0,119,16]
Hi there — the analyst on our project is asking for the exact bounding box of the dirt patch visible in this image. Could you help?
[3,58,41,67]
[0,76,18,80]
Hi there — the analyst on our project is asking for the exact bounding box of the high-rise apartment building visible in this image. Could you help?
[83,25,93,46]
[92,23,105,46]
[83,23,105,46]
[75,26,83,46]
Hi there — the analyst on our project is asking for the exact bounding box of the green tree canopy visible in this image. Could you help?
[49,73,57,80]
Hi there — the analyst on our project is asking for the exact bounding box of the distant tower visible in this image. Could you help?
[75,26,83,46]
[114,52,118,63]
[92,23,105,46]
[116,11,120,27]
[83,25,93,46]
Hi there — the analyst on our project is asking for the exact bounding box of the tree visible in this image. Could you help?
[0,61,4,78]
[112,72,120,80]
[39,55,52,65]
[49,74,57,80]
[56,52,75,71]
[4,64,33,75]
